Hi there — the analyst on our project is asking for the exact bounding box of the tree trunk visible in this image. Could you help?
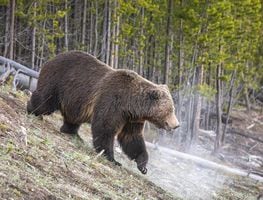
[163,0,172,84]
[185,39,199,147]
[16,19,22,59]
[244,87,251,112]
[177,1,184,120]
[244,61,251,112]
[205,63,212,130]
[73,0,81,48]
[9,0,15,59]
[81,0,87,48]
[138,49,144,75]
[189,64,203,147]
[31,1,37,70]
[106,0,111,65]
[110,18,115,67]
[93,1,98,56]
[64,0,69,51]
[147,33,155,80]
[138,7,144,75]
[214,60,223,152]
[89,1,93,53]
[147,32,155,80]
[114,8,119,69]
[101,2,107,62]
[151,37,156,82]
[4,2,10,58]
[189,1,208,145]
[110,0,118,68]
[101,0,111,64]
[221,70,236,144]
[38,13,47,70]
[114,9,120,69]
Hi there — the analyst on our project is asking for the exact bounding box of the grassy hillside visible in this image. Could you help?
[0,85,177,200]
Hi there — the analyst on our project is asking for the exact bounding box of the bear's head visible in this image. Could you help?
[146,85,180,131]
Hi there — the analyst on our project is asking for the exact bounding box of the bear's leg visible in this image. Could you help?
[27,91,57,116]
[118,122,148,174]
[60,121,80,135]
[91,123,121,166]
[27,91,42,115]
[93,133,121,166]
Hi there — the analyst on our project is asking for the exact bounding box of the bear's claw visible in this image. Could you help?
[107,157,122,166]
[138,166,147,174]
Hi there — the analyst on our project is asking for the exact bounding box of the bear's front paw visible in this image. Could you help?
[107,157,122,166]
[138,166,147,174]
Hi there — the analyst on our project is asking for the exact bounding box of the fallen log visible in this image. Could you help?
[146,142,263,182]
[0,56,39,78]
[199,127,263,144]
[13,71,38,91]
[0,63,14,84]
[229,128,263,144]
[198,129,216,137]
[0,57,39,91]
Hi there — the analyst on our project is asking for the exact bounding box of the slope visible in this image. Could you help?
[0,85,177,200]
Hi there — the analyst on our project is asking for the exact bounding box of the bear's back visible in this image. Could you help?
[37,51,112,92]
[40,51,111,78]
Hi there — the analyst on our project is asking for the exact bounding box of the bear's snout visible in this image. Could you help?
[165,113,180,130]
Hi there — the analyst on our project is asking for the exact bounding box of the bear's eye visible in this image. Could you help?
[148,90,160,101]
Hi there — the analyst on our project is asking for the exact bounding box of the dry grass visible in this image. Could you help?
[0,85,177,200]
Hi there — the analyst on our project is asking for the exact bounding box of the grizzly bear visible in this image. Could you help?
[27,51,179,174]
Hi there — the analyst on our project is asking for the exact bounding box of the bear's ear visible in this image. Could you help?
[148,90,161,101]
[160,84,169,91]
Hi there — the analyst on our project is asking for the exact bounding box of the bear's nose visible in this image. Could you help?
[174,124,180,129]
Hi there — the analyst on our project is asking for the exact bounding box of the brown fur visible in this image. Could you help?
[27,51,179,174]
